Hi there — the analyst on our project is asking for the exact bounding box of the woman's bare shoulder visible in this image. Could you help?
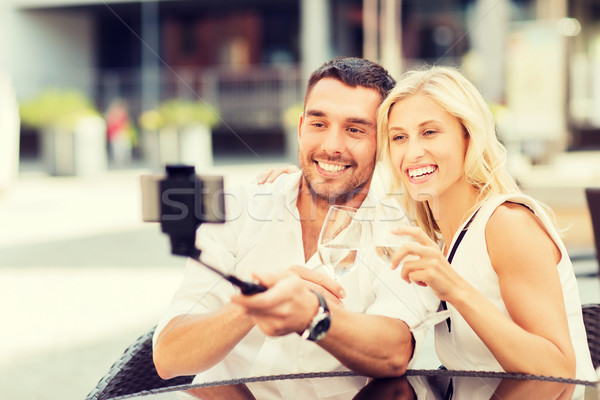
[485,202,560,273]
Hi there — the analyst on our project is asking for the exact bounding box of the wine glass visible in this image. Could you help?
[373,217,413,267]
[317,205,368,280]
[371,199,417,273]
[371,199,450,325]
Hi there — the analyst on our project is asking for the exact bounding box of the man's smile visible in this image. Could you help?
[315,160,351,175]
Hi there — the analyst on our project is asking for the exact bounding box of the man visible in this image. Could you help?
[153,57,428,397]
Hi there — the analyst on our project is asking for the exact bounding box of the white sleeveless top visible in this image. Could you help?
[434,194,596,381]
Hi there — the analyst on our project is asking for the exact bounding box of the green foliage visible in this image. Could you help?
[139,99,220,131]
[19,89,99,131]
[283,103,303,128]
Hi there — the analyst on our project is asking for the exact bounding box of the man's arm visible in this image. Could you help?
[154,266,346,379]
[153,303,254,379]
[231,271,415,377]
[152,187,250,380]
[320,302,414,377]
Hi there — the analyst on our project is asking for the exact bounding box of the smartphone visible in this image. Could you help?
[139,166,265,295]
[140,171,225,224]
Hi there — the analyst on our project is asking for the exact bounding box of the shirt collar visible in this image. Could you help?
[282,171,303,211]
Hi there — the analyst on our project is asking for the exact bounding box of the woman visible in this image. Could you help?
[377,66,595,379]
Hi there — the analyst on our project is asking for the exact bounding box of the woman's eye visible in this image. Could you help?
[423,130,436,136]
[392,135,406,141]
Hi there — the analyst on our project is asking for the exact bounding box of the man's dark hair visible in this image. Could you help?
[305,57,396,104]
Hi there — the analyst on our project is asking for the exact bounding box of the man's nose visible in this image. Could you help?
[320,127,345,155]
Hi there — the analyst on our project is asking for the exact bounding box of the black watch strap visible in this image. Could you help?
[300,290,331,341]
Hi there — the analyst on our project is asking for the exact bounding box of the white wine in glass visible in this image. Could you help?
[372,200,413,266]
[319,243,360,277]
[371,199,448,320]
[317,205,366,280]
[375,242,410,265]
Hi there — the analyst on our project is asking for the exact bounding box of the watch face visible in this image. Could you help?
[312,318,331,341]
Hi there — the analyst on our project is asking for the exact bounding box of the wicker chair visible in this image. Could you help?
[586,188,600,269]
[86,327,194,400]
[582,304,600,369]
[88,305,600,399]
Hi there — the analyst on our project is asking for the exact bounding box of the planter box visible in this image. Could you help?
[143,124,213,171]
[41,116,108,176]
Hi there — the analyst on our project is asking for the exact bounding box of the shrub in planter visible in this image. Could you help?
[139,99,220,170]
[20,89,107,176]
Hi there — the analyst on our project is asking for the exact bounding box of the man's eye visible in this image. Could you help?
[348,127,361,134]
[312,123,325,128]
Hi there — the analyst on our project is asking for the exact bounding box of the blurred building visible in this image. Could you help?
[1,0,599,166]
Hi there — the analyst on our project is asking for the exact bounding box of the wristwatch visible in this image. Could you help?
[300,290,331,341]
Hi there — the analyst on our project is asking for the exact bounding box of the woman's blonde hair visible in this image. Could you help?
[377,66,521,239]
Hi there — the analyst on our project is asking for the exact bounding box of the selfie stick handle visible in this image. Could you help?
[189,248,267,295]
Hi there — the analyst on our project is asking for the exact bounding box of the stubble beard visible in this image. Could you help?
[299,152,375,207]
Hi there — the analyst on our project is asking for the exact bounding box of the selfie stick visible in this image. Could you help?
[186,248,266,295]
[159,165,267,295]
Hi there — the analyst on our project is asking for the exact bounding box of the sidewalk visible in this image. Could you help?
[0,161,288,400]
[0,155,598,400]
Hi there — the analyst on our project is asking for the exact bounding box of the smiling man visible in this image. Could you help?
[298,76,378,207]
[152,57,429,398]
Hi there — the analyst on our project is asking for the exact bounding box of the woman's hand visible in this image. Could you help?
[255,165,299,184]
[390,225,466,302]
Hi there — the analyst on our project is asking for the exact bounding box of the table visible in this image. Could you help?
[103,370,596,399]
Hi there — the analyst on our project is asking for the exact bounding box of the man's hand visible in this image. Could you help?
[255,165,299,184]
[231,270,320,337]
[288,265,345,305]
[232,268,416,378]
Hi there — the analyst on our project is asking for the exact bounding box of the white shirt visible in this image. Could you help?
[154,169,431,398]
[435,193,596,382]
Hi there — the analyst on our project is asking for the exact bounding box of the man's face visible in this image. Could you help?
[298,78,380,204]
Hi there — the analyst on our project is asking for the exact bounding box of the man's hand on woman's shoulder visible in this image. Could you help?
[255,165,299,184]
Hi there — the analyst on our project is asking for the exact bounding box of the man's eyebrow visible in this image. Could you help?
[305,109,374,127]
[347,117,373,126]
[305,109,325,117]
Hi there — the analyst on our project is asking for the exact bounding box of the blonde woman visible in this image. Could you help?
[377,66,595,380]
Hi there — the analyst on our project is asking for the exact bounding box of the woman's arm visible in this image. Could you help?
[465,202,575,377]
[393,203,576,377]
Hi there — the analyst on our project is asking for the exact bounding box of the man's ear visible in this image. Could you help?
[297,112,304,141]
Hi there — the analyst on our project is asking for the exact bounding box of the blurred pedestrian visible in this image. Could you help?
[106,99,135,166]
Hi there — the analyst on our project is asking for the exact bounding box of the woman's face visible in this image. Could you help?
[387,94,469,204]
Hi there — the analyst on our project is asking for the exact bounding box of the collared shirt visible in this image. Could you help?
[154,167,431,398]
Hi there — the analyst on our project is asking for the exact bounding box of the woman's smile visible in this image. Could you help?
[406,164,438,184]
[387,94,469,204]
